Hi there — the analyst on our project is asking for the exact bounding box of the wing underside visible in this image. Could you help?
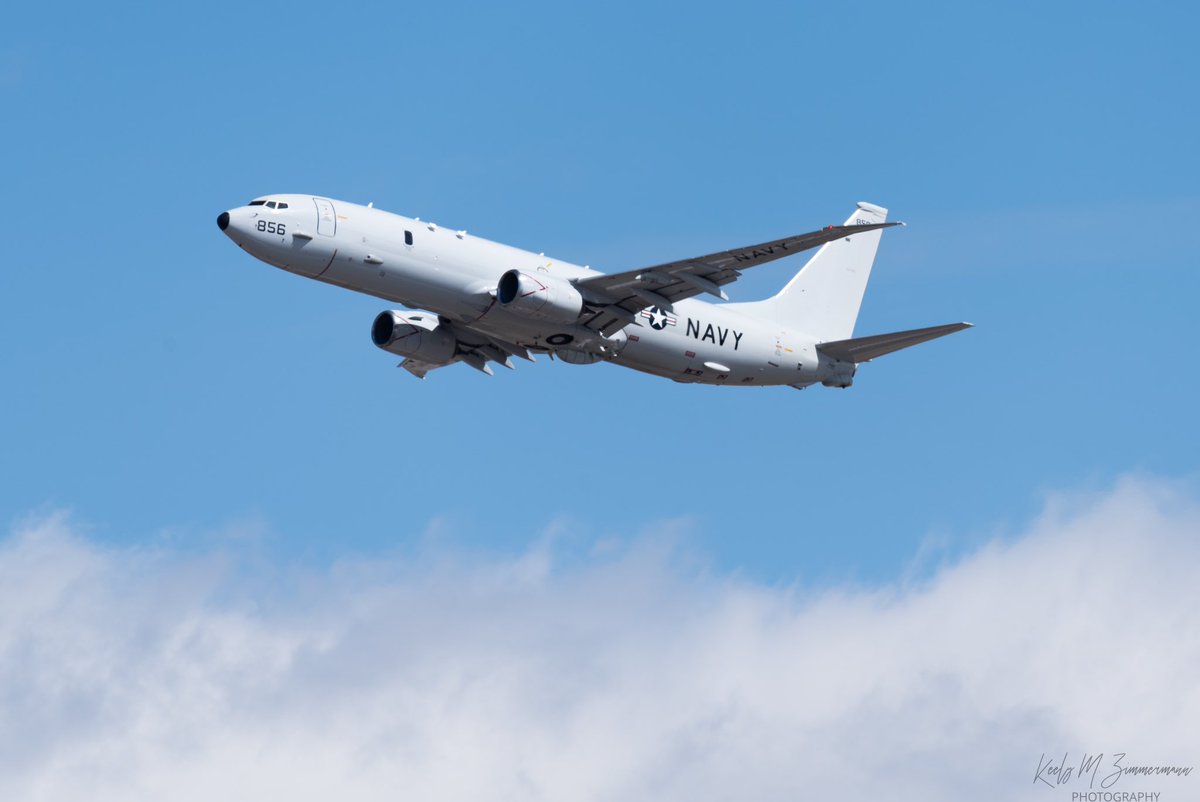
[574,219,899,336]
[398,321,535,378]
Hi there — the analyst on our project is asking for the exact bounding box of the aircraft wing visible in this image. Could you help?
[395,321,535,378]
[816,322,973,363]
[574,221,900,336]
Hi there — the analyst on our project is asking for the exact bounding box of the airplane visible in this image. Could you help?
[216,196,969,389]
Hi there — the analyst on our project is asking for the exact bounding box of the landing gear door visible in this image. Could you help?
[314,197,337,236]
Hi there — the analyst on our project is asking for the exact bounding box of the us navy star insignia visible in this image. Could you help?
[640,305,677,330]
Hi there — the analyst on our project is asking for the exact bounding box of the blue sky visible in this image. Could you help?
[2,1,1197,583]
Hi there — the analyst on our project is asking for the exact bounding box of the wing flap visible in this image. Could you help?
[398,357,451,378]
[817,322,972,363]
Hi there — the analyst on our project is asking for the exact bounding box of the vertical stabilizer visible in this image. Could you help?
[750,202,888,341]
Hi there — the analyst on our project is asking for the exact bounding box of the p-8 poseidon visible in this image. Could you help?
[217,197,969,389]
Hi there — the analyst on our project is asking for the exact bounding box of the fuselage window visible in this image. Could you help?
[249,200,266,206]
[404,230,413,246]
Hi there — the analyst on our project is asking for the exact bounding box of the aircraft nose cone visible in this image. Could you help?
[217,211,230,231]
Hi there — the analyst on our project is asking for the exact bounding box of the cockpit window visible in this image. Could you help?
[248,200,266,206]
[277,202,288,209]
[266,201,277,209]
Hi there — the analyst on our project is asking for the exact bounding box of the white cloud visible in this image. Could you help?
[1,477,1198,801]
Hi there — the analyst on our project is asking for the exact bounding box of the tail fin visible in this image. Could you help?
[752,202,889,340]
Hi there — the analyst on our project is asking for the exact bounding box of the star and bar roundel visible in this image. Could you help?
[639,306,677,330]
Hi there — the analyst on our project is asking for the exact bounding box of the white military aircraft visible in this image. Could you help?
[217,196,969,389]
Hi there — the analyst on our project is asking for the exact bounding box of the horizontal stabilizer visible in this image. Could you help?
[817,322,972,363]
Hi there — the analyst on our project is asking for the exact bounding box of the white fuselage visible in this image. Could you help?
[219,194,842,387]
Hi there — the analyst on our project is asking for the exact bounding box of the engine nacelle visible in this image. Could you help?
[370,311,456,362]
[495,269,583,324]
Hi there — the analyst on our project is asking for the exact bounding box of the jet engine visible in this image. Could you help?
[370,311,457,362]
[495,269,583,323]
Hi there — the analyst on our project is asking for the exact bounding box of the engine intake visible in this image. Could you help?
[495,269,583,324]
[370,311,456,363]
